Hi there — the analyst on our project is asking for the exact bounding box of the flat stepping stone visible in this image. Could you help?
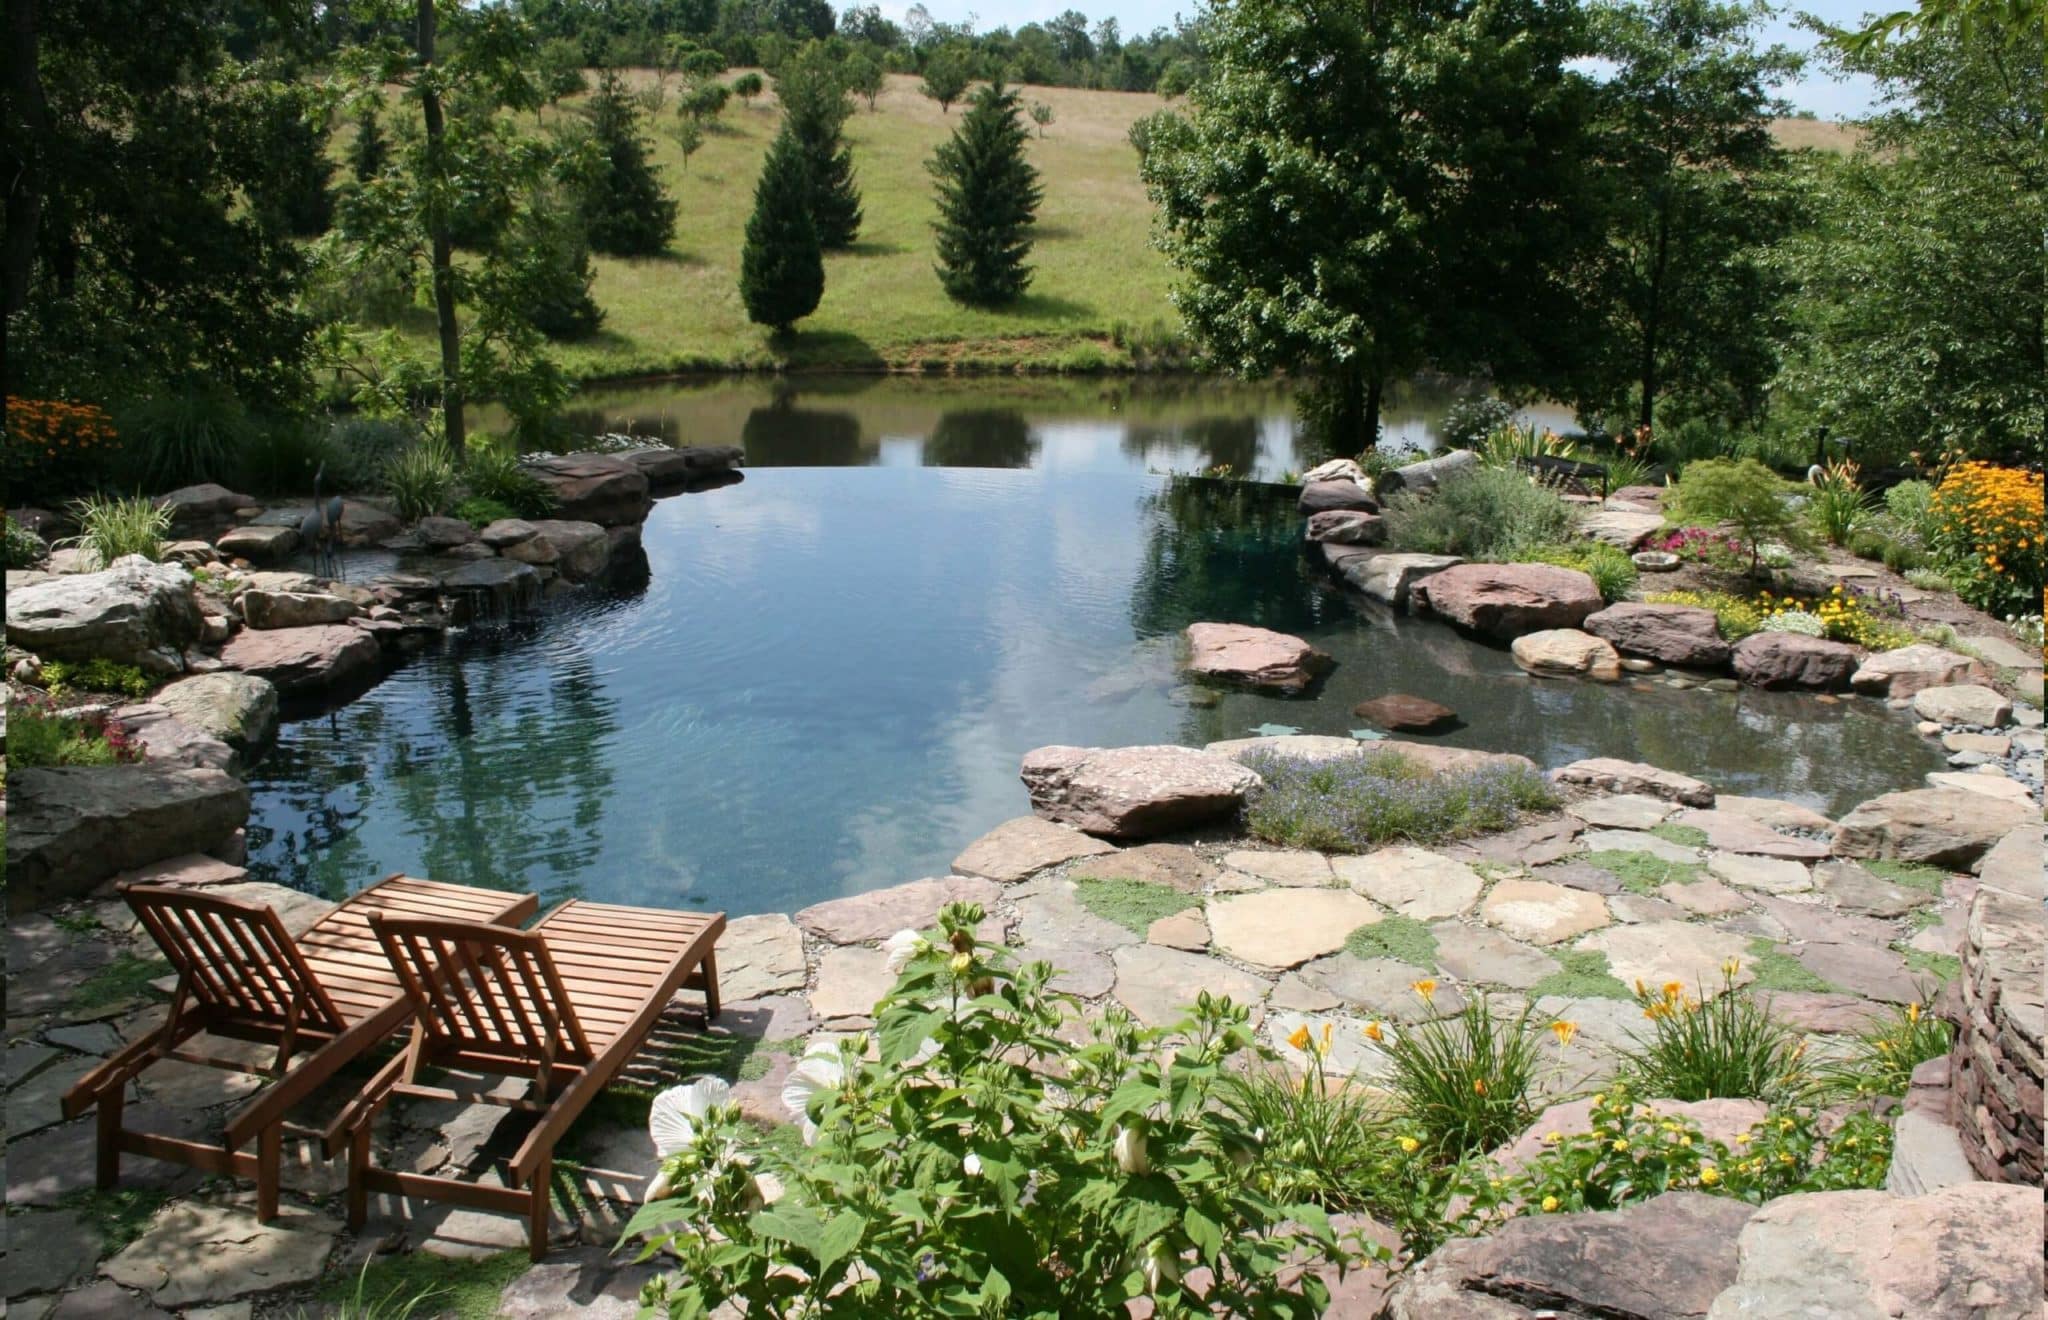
[1554,758,1714,806]
[1812,861,1934,917]
[1009,877,1133,997]
[1661,876,1753,916]
[1610,893,1685,923]
[1568,794,1677,830]
[1206,889,1380,969]
[1147,909,1210,952]
[4,1206,104,1298]
[1071,843,1218,892]
[1429,922,1556,988]
[1785,940,1921,1003]
[949,816,1114,883]
[1297,955,1463,1018]
[1580,921,1754,997]
[806,947,894,1024]
[1941,732,2011,756]
[1579,830,1703,864]
[1707,852,1813,895]
[1530,860,1626,895]
[795,876,1002,945]
[715,913,808,1002]
[1271,972,1343,1013]
[1924,770,2034,802]
[1445,816,1584,867]
[1263,1011,1391,1079]
[1334,846,1483,919]
[1222,848,1334,888]
[100,1200,339,1308]
[1713,795,1835,834]
[1669,808,1832,860]
[1184,622,1328,694]
[1111,945,1272,1027]
[1756,990,1888,1034]
[1479,878,1611,945]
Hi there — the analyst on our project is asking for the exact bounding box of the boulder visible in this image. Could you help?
[1730,633,1861,690]
[1584,603,1731,668]
[1204,733,1368,765]
[1353,694,1457,732]
[1973,824,2043,902]
[218,623,380,695]
[1183,622,1327,694]
[1300,458,1367,485]
[1376,739,1539,777]
[155,483,252,525]
[1554,757,1715,807]
[1849,645,1993,699]
[1511,628,1623,681]
[1578,509,1666,549]
[1337,551,1463,605]
[478,518,540,549]
[239,589,361,630]
[1385,1192,1756,1320]
[5,557,203,673]
[1020,744,1260,839]
[1910,684,2014,728]
[110,703,240,774]
[1414,563,1604,639]
[499,519,611,581]
[150,672,279,755]
[1707,1184,2039,1320]
[412,515,478,548]
[1296,480,1379,516]
[1304,509,1385,545]
[1608,485,1665,510]
[522,453,652,526]
[622,445,745,489]
[438,558,543,617]
[1375,447,1479,496]
[1832,788,2031,869]
[5,765,250,912]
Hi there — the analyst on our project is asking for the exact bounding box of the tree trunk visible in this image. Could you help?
[417,0,465,460]
[1363,372,1383,452]
[1637,205,1670,434]
[2,0,47,334]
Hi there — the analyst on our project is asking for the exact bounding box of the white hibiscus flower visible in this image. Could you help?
[781,1038,847,1145]
[645,1075,732,1201]
[882,928,930,975]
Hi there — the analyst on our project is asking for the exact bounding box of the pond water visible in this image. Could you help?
[246,378,1941,917]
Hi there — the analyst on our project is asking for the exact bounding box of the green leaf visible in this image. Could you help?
[751,1205,826,1256]
[816,1210,868,1268]
[615,1197,693,1243]
[1183,1205,1224,1264]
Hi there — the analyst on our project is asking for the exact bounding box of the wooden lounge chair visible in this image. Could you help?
[62,874,538,1220]
[336,898,725,1259]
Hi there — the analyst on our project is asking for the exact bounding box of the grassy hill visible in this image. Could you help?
[545,72,1178,377]
[388,73,1860,382]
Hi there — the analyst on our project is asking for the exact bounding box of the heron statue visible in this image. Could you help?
[301,463,345,580]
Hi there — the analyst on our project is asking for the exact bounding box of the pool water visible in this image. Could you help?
[245,383,1941,916]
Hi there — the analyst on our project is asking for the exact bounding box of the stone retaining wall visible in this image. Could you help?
[1946,886,2044,1189]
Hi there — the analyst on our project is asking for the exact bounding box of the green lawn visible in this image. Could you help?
[534,71,1180,376]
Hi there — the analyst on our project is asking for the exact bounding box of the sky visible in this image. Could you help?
[865,0,1884,119]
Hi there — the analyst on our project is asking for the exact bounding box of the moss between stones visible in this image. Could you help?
[1648,823,1711,848]
[1528,949,1632,1000]
[1896,945,1961,983]
[73,952,170,1010]
[1344,915,1439,966]
[1862,859,1950,895]
[1584,850,1708,897]
[1074,878,1194,935]
[60,1187,165,1255]
[1744,939,1836,993]
[317,1247,532,1320]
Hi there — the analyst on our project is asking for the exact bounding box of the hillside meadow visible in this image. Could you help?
[373,73,1858,380]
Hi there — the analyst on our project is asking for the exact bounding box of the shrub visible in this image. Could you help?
[114,388,260,490]
[453,496,519,528]
[1807,459,1870,546]
[1801,584,1917,650]
[634,902,1351,1316]
[323,416,415,492]
[56,494,171,568]
[463,443,559,517]
[1518,542,1637,602]
[40,659,153,699]
[1761,609,1825,636]
[7,692,144,768]
[1882,479,1936,540]
[1651,417,1732,468]
[4,515,47,568]
[1644,590,1766,640]
[1926,462,2044,615]
[1667,459,1811,575]
[1375,989,1547,1161]
[1242,749,1559,851]
[1846,529,1889,560]
[1383,466,1579,561]
[1904,566,1955,593]
[1438,395,1517,451]
[2010,610,2044,659]
[1619,967,1806,1102]
[1808,1000,1952,1102]
[1880,538,1924,573]
[1455,1084,1893,1224]
[384,438,457,522]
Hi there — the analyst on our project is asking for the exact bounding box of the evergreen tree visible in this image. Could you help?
[497,194,606,340]
[250,85,335,237]
[739,127,825,334]
[577,68,678,256]
[775,45,863,249]
[349,102,389,183]
[928,79,1042,306]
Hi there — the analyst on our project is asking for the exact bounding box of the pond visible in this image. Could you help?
[246,377,1942,917]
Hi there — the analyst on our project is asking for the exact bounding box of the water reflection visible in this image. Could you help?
[740,403,868,466]
[924,409,1038,468]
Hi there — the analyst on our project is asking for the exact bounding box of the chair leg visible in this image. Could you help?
[95,1084,125,1190]
[527,1156,551,1262]
[347,1124,371,1231]
[256,1124,282,1222]
[701,951,721,1021]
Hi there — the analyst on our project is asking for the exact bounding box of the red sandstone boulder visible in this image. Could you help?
[1353,694,1457,731]
[523,454,653,526]
[219,623,380,695]
[1020,744,1260,839]
[1413,563,1604,640]
[1731,633,1862,690]
[1183,622,1328,694]
[1585,602,1731,668]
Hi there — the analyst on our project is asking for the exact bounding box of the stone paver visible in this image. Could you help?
[1580,922,1754,997]
[1334,846,1484,920]
[1222,848,1334,888]
[4,1208,103,1299]
[949,815,1116,883]
[1429,922,1556,989]
[1811,861,1932,917]
[1146,909,1210,952]
[1205,888,1379,970]
[795,876,1003,946]
[716,913,808,1002]
[495,1246,662,1318]
[1713,795,1834,834]
[1263,1011,1391,1078]
[1479,878,1611,945]
[1580,830,1705,864]
[1110,945,1272,1027]
[1706,852,1813,895]
[806,946,895,1024]
[1669,809,1832,860]
[1304,955,1465,1019]
[1009,877,1135,998]
[1662,876,1753,916]
[1568,794,1677,830]
[100,1200,338,1308]
[1071,843,1219,892]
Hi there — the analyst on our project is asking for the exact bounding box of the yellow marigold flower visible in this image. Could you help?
[1736,1131,1752,1145]
[1399,1136,1420,1154]
[1778,1117,1793,1132]
[1543,1130,1562,1144]
[1541,1195,1560,1212]
[1612,1138,1630,1152]
[1700,1164,1721,1186]
[1678,1135,1692,1147]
